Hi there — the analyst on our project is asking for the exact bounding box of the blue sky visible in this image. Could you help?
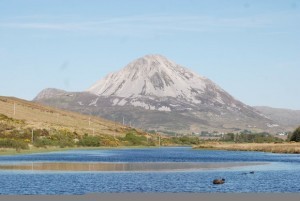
[0,0,299,109]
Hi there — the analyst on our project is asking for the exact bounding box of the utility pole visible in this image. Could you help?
[13,102,16,115]
[158,135,161,147]
[89,117,91,126]
[123,117,125,125]
[31,129,34,143]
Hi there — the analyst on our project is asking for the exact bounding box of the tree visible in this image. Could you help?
[290,127,300,142]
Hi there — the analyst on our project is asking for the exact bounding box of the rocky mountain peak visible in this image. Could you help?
[86,54,215,103]
[125,54,177,72]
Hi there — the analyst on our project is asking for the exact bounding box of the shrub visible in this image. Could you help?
[0,123,15,133]
[0,114,25,124]
[122,132,147,145]
[34,129,50,137]
[45,130,76,148]
[290,127,300,142]
[0,139,29,150]
[77,135,102,147]
[33,138,54,148]
[168,136,200,145]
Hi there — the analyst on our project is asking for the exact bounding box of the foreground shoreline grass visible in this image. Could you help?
[1,142,300,156]
[194,142,300,154]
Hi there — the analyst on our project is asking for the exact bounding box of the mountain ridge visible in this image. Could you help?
[254,106,300,129]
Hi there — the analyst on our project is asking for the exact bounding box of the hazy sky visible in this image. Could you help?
[0,0,299,109]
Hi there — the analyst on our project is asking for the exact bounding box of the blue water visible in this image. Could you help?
[0,147,300,194]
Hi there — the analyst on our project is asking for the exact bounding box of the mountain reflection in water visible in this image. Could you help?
[0,162,265,172]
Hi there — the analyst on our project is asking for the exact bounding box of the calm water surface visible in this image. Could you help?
[0,147,300,194]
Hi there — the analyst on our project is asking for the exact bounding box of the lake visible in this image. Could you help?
[0,147,300,194]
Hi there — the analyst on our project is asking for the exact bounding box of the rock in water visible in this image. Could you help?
[213,178,225,185]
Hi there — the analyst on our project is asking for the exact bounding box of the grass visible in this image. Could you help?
[194,142,300,154]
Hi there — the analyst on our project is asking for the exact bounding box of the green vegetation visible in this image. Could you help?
[117,129,156,146]
[77,135,102,147]
[121,131,147,145]
[164,136,201,145]
[0,114,25,125]
[0,139,29,151]
[0,114,156,151]
[290,126,300,142]
[33,130,77,148]
[221,132,283,143]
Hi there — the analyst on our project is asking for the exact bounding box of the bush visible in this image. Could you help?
[290,127,300,142]
[34,129,50,137]
[122,132,147,145]
[5,129,32,140]
[33,138,54,148]
[0,114,25,124]
[0,123,15,133]
[77,135,102,147]
[46,130,76,148]
[0,139,29,150]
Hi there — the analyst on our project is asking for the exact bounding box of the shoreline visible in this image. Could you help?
[2,142,300,156]
[0,145,169,156]
[193,142,300,154]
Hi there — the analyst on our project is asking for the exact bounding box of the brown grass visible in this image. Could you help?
[0,96,143,137]
[194,142,300,154]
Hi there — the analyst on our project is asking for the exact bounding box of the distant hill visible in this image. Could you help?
[0,96,139,137]
[254,106,300,130]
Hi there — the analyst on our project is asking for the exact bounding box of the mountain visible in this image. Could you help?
[254,106,300,130]
[35,54,284,134]
[87,54,230,106]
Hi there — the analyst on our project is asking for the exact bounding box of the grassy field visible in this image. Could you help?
[0,96,144,137]
[194,142,300,154]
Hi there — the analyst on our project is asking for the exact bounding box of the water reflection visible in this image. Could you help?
[0,162,265,172]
